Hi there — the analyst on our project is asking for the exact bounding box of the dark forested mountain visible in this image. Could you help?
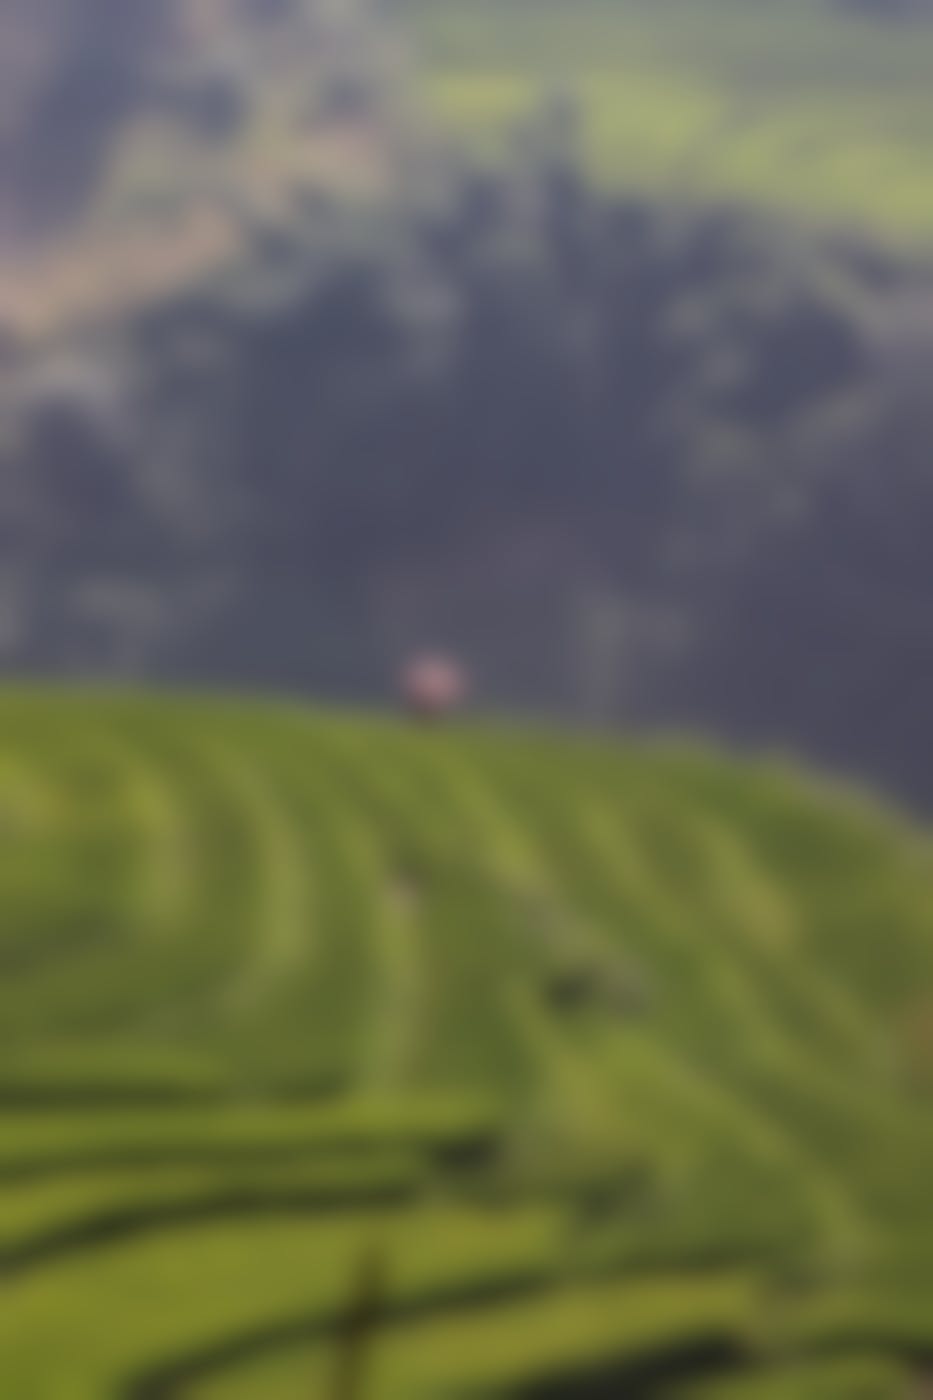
[4,151,933,807]
[4,0,933,808]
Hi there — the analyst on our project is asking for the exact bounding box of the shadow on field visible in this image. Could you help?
[125,1267,552,1400]
[0,1184,418,1282]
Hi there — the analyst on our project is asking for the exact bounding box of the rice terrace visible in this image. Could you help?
[3,691,933,1397]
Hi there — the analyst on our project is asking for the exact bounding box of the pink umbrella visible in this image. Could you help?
[398,654,469,720]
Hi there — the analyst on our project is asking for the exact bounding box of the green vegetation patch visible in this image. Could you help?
[2,690,933,1395]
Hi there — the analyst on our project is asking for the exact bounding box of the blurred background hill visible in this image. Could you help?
[3,0,933,808]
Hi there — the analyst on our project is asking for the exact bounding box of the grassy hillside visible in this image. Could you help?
[397,0,933,245]
[4,691,933,1396]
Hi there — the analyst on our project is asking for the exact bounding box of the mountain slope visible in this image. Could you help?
[398,0,933,245]
[3,691,933,1396]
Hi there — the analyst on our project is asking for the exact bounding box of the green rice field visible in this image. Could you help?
[3,690,933,1396]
